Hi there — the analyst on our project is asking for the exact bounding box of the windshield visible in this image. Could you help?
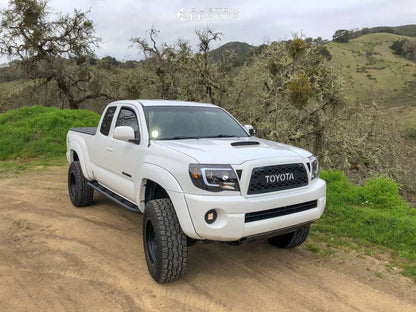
[143,106,249,140]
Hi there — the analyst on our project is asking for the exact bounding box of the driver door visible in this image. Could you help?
[108,105,142,201]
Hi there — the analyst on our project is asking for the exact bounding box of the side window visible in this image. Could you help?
[100,106,116,136]
[115,107,140,139]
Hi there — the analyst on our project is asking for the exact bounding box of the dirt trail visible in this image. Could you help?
[0,167,415,312]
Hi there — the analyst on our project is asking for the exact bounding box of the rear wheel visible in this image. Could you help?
[68,161,94,207]
[268,225,310,248]
[143,198,188,283]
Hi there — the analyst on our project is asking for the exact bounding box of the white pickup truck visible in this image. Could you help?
[66,100,326,283]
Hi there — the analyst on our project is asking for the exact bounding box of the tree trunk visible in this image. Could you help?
[68,99,79,110]
[312,114,324,156]
[56,76,79,109]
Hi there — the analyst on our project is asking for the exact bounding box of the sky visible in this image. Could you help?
[0,0,415,61]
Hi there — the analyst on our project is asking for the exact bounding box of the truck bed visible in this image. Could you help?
[70,127,97,136]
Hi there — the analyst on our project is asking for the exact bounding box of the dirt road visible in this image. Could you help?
[0,167,415,312]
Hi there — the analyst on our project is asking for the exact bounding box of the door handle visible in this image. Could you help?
[107,147,113,152]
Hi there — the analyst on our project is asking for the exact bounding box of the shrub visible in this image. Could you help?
[359,177,405,208]
[288,74,315,108]
[320,170,360,205]
[321,171,406,209]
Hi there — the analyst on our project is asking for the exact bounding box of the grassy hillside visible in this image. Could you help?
[311,171,416,280]
[328,33,416,104]
[328,33,416,134]
[209,41,257,66]
[349,24,416,39]
[0,79,33,106]
[0,106,100,160]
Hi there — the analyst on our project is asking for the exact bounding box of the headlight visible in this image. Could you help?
[308,156,319,180]
[189,164,240,192]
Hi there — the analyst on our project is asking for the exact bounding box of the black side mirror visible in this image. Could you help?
[244,125,256,136]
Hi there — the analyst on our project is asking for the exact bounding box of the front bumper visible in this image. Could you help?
[184,178,326,241]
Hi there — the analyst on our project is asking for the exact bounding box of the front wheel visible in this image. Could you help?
[268,224,311,248]
[143,198,188,283]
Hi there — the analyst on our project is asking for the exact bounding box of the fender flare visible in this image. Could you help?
[137,163,199,239]
[68,140,94,181]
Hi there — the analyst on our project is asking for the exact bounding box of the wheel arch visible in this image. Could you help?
[138,163,199,239]
[68,140,93,180]
[70,150,80,162]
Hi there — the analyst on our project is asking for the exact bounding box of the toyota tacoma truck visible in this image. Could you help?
[66,100,326,283]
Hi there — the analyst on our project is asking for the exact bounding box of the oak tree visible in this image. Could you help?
[0,0,107,109]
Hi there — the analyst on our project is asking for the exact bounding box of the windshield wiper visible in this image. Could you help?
[206,134,239,138]
[161,136,201,140]
[159,134,239,140]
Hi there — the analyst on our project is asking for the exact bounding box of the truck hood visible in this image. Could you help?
[154,137,312,164]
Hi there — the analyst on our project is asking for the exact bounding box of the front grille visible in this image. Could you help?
[245,200,317,223]
[247,163,308,195]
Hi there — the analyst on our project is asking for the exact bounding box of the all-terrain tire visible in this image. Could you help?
[143,198,188,283]
[68,161,94,207]
[268,225,310,249]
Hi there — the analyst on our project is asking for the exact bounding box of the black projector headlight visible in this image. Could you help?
[308,155,319,180]
[189,164,240,192]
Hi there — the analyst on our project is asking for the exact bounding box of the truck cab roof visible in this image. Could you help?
[110,99,218,108]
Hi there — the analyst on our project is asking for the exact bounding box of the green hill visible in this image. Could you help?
[0,106,100,160]
[328,33,416,103]
[327,33,416,133]
[209,41,256,66]
[349,24,416,39]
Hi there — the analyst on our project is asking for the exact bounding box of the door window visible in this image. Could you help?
[100,106,116,136]
[115,107,140,139]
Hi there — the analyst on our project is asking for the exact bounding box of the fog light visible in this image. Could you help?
[205,209,217,224]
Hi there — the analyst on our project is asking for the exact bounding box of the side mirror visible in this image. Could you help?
[244,125,256,136]
[113,126,135,142]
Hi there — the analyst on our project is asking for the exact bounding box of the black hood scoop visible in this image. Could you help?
[231,141,260,147]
